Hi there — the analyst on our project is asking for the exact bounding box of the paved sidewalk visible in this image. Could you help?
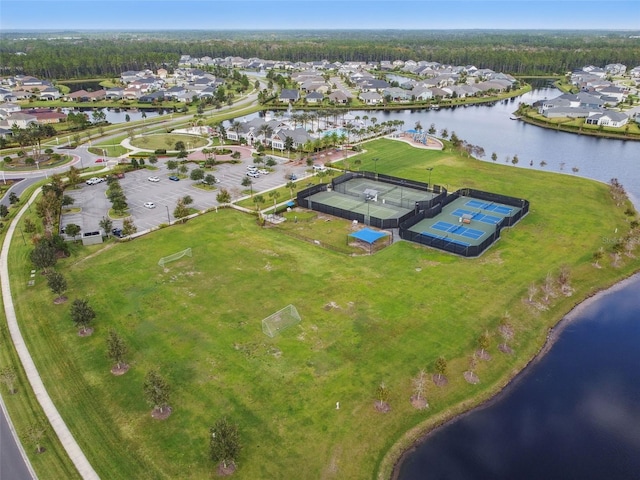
[0,188,100,480]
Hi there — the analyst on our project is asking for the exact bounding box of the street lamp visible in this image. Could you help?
[373,157,379,174]
[165,205,171,224]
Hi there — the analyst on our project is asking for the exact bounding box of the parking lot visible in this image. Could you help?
[60,154,312,235]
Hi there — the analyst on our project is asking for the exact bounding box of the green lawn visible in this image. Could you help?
[129,134,209,151]
[7,139,640,480]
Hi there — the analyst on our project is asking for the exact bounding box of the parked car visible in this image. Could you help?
[313,164,327,172]
[246,172,260,178]
[258,169,269,175]
[148,176,160,182]
[143,202,156,209]
[287,174,298,181]
[86,177,104,185]
[111,228,123,238]
[168,175,180,181]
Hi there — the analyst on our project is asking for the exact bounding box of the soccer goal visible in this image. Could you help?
[158,247,192,267]
[262,304,301,338]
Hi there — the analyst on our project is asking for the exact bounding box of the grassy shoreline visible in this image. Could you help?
[4,139,640,479]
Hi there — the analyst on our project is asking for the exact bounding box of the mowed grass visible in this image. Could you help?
[129,133,209,151]
[8,139,640,480]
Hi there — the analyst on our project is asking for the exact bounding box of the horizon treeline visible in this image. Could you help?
[1,30,639,79]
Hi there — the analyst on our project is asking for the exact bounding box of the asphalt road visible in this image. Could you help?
[0,404,34,480]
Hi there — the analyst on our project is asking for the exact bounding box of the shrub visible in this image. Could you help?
[154,149,167,155]
[3,156,12,163]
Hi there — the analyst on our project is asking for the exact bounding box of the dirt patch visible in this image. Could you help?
[78,327,94,337]
[151,406,172,420]
[475,350,492,361]
[374,400,391,413]
[410,395,429,410]
[464,371,480,384]
[111,364,130,376]
[324,301,340,311]
[498,323,514,341]
[53,295,68,304]
[216,462,237,476]
[498,343,514,355]
[432,374,448,387]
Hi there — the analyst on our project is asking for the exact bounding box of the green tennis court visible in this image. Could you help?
[308,190,406,219]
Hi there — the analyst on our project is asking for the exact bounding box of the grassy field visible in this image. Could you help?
[6,139,640,479]
[129,134,209,151]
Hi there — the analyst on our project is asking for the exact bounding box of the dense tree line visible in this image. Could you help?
[1,30,639,79]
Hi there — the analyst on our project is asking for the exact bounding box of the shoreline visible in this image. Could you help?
[387,270,640,480]
[516,114,640,142]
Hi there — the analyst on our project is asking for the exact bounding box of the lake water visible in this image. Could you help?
[396,274,640,480]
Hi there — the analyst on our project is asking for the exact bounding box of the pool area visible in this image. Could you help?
[322,128,348,137]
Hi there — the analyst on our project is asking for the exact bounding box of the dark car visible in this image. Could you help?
[169,175,180,181]
[111,228,123,238]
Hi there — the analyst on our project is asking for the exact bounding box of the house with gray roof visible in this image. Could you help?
[305,92,324,104]
[279,89,300,103]
[585,111,629,127]
[271,127,313,151]
[359,91,383,105]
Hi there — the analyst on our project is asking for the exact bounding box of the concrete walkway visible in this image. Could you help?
[0,188,100,480]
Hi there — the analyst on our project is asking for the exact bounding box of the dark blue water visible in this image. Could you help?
[397,275,640,480]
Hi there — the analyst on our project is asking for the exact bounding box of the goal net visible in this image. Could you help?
[158,247,192,267]
[262,304,301,338]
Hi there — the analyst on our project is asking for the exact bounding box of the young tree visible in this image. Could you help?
[0,366,18,394]
[64,223,80,238]
[178,164,189,176]
[70,298,96,335]
[182,195,194,206]
[148,154,158,166]
[209,417,241,472]
[25,422,46,454]
[434,356,448,385]
[491,152,498,162]
[166,160,178,173]
[593,248,604,268]
[241,177,253,196]
[143,369,171,416]
[122,217,137,238]
[46,271,67,303]
[285,181,297,199]
[99,216,113,236]
[203,174,217,186]
[268,190,280,214]
[190,168,205,182]
[66,166,82,188]
[375,381,391,412]
[174,198,190,221]
[9,191,20,204]
[30,240,57,273]
[106,329,128,373]
[478,330,491,359]
[253,194,265,212]
[216,189,231,204]
[0,204,8,218]
[411,370,428,409]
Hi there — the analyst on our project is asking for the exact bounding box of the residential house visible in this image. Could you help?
[585,111,629,127]
[105,88,124,100]
[271,127,313,151]
[328,91,349,104]
[25,109,67,124]
[359,91,383,105]
[4,112,37,128]
[279,89,300,103]
[305,92,324,104]
[38,87,62,101]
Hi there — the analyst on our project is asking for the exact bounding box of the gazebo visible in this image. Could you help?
[348,227,391,254]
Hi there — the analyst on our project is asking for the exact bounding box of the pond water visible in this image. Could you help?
[396,274,640,480]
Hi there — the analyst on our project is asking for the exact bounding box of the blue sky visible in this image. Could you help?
[1,1,639,31]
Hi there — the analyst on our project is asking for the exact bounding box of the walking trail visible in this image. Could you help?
[0,188,100,480]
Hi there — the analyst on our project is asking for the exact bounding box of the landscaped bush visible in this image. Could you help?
[154,149,167,154]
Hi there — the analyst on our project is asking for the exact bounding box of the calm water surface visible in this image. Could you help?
[397,275,640,479]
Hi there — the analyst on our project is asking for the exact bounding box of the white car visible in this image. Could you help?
[246,172,260,178]
[148,176,160,182]
[258,169,269,175]
[246,166,258,172]
[143,202,156,209]
[86,177,103,185]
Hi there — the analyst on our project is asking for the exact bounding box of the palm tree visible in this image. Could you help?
[285,181,297,199]
[268,190,281,215]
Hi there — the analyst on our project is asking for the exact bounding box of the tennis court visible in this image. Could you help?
[431,221,485,239]
[450,208,502,225]
[465,199,513,215]
[308,190,406,220]
[332,177,434,209]
[408,194,522,248]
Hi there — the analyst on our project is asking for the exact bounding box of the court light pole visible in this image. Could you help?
[165,205,171,224]
[373,157,379,174]
[426,167,433,189]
